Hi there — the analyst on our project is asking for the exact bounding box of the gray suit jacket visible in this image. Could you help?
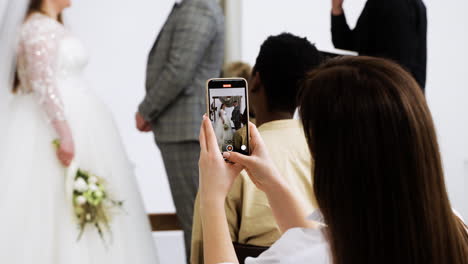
[139,0,225,143]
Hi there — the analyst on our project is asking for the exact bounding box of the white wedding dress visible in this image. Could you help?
[214,109,234,151]
[0,13,159,263]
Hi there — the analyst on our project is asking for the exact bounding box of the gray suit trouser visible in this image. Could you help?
[158,141,199,262]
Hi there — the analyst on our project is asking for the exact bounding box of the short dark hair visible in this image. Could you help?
[253,33,322,113]
[299,56,468,264]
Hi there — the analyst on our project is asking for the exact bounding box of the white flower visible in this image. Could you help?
[89,184,99,192]
[89,176,98,184]
[94,190,104,198]
[74,178,88,192]
[75,196,87,205]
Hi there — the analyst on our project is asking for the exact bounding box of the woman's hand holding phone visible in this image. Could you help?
[199,115,283,202]
[221,122,316,232]
[198,115,316,264]
[198,115,243,264]
[222,122,285,193]
[199,117,315,233]
[198,115,244,205]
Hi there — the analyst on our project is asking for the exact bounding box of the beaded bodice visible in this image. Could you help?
[16,13,88,121]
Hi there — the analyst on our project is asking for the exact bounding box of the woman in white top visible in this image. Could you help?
[196,56,468,264]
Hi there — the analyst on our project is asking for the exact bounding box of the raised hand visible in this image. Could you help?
[332,0,344,15]
[222,122,316,232]
[135,112,152,132]
[198,115,243,202]
[222,122,285,193]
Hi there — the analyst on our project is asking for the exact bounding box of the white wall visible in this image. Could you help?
[240,0,366,63]
[60,0,467,262]
[65,0,176,214]
[241,0,468,218]
[223,0,242,63]
[65,2,185,263]
[425,0,468,219]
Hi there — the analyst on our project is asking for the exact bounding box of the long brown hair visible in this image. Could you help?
[299,56,468,264]
[13,0,63,93]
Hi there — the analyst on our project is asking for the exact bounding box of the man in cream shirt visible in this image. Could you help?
[191,33,323,263]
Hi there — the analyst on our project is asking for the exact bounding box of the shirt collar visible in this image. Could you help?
[257,119,302,132]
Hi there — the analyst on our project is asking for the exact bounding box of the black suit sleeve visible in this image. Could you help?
[331,13,356,51]
[331,1,426,88]
[331,1,376,52]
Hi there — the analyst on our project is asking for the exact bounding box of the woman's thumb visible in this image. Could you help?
[223,151,251,166]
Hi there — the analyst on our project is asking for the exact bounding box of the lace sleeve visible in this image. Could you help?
[20,18,66,122]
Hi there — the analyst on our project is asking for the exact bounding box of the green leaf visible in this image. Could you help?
[52,139,61,149]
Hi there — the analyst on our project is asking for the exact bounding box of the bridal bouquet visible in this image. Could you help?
[72,168,124,241]
[53,140,124,242]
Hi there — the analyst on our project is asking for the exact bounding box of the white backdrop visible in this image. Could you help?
[65,2,185,262]
[240,0,468,219]
[65,0,176,214]
[58,0,467,262]
[57,0,468,220]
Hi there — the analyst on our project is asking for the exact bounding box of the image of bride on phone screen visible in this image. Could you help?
[214,103,234,151]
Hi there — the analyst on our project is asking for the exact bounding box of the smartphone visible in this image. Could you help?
[206,78,250,155]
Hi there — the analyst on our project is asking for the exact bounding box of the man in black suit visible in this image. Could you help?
[331,0,427,91]
[231,101,242,130]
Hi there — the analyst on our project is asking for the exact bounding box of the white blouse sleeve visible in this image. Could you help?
[20,19,66,122]
[245,228,329,264]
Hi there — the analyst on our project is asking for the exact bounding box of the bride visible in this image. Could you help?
[0,0,159,263]
[214,104,234,151]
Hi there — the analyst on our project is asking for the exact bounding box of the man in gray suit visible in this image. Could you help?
[135,0,224,259]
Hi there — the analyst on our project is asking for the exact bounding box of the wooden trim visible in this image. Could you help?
[149,213,182,231]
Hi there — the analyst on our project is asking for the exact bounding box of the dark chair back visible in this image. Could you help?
[233,242,269,264]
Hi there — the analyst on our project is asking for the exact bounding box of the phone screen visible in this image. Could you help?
[207,78,250,155]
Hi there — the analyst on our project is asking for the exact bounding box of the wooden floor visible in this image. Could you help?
[149,213,182,231]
